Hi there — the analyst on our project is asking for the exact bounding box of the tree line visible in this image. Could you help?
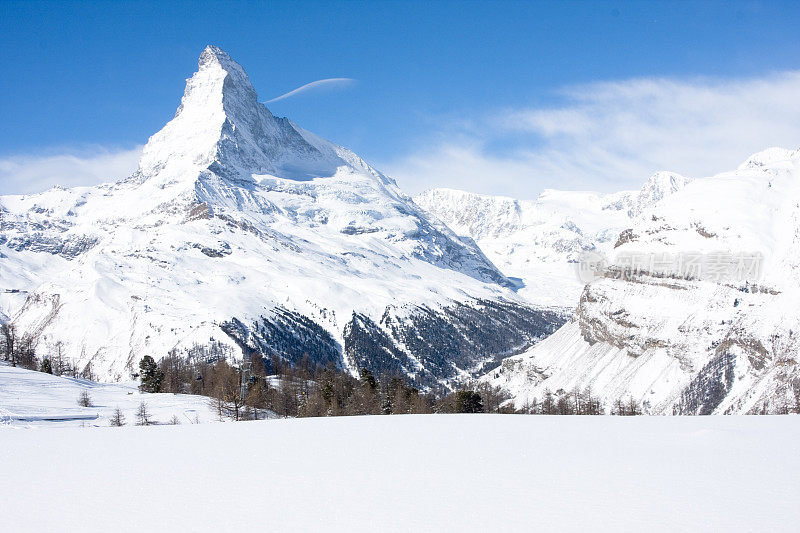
[1,324,648,418]
[134,348,644,420]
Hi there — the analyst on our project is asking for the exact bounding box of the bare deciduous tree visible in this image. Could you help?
[135,402,153,426]
[110,407,126,426]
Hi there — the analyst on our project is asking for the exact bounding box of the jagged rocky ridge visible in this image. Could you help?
[485,147,800,414]
[0,46,563,387]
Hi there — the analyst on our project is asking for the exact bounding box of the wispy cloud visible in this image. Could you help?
[0,146,142,195]
[385,71,800,199]
[265,77,357,103]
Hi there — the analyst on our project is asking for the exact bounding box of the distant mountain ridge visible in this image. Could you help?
[414,171,691,307]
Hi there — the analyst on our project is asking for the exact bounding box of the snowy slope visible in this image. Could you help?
[0,46,563,387]
[487,147,800,414]
[2,414,799,532]
[0,363,219,428]
[415,171,690,307]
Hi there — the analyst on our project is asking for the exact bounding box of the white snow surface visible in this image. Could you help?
[0,363,219,428]
[414,171,690,307]
[1,414,798,532]
[487,147,800,414]
[0,46,523,381]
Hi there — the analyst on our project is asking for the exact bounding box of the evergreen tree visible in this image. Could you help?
[454,390,483,413]
[16,335,39,371]
[359,368,377,390]
[77,390,92,407]
[612,396,642,416]
[381,394,393,415]
[613,398,627,415]
[51,341,66,376]
[40,357,53,374]
[1,323,17,367]
[626,396,642,416]
[139,355,164,393]
[80,361,95,381]
[524,397,540,415]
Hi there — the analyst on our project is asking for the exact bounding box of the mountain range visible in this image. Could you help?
[0,46,563,388]
[2,46,798,413]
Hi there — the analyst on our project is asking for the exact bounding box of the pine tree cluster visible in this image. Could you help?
[138,355,165,393]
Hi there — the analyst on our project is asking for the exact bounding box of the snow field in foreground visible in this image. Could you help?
[1,414,798,532]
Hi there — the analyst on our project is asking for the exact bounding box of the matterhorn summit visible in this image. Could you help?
[0,47,563,386]
[138,46,357,186]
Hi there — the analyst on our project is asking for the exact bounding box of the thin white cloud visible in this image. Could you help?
[386,71,800,199]
[265,78,356,103]
[0,146,142,195]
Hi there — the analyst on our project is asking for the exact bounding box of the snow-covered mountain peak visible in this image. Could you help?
[137,46,349,187]
[198,44,241,70]
[1,47,553,385]
[629,171,692,216]
[642,171,691,198]
[736,146,798,172]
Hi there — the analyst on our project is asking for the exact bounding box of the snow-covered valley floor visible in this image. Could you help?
[1,412,798,532]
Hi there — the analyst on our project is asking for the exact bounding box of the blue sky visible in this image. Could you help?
[2,0,800,197]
